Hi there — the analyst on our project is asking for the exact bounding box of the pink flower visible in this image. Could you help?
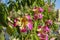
[41,33,45,38]
[39,7,44,12]
[33,7,37,11]
[45,20,52,25]
[37,33,41,37]
[13,22,17,27]
[38,25,42,29]
[20,27,27,32]
[48,20,52,25]
[40,33,46,40]
[13,19,18,27]
[14,19,18,22]
[25,15,31,20]
[38,14,43,19]
[45,34,48,40]
[27,22,33,30]
[40,33,48,40]
[34,14,38,20]
[43,26,49,32]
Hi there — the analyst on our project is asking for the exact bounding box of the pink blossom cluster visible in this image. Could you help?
[12,7,53,40]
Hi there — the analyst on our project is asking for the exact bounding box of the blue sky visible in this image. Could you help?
[2,0,60,9]
[55,0,60,9]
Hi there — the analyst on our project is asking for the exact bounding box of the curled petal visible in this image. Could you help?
[27,22,33,30]
[37,33,41,37]
[43,26,50,32]
[25,15,31,20]
[45,34,48,40]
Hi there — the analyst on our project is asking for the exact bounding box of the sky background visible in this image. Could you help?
[2,0,60,9]
[55,0,60,9]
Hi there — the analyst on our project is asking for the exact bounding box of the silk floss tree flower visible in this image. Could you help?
[25,15,31,20]
[37,32,41,37]
[43,26,50,33]
[33,7,44,20]
[42,26,49,40]
[13,17,21,27]
[37,25,49,40]
[48,20,52,25]
[27,22,33,30]
[13,17,28,32]
[13,18,18,27]
[33,7,38,12]
[20,27,27,32]
[39,7,44,13]
[20,17,28,27]
[37,25,42,37]
[19,17,28,32]
[38,13,44,19]
[45,20,52,26]
[37,32,49,40]
[33,7,39,14]
[38,33,48,40]
[25,14,33,30]
[25,14,32,22]
[13,17,23,27]
[40,33,46,40]
[34,14,38,20]
[37,25,42,32]
[45,34,48,40]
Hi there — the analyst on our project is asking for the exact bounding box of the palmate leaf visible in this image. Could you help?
[0,3,8,27]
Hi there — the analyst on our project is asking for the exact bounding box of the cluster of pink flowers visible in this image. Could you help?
[37,25,49,40]
[33,7,44,20]
[13,14,33,32]
[33,7,52,40]
[12,7,53,40]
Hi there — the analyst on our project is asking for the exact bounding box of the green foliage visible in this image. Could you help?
[0,0,58,40]
[0,3,8,27]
